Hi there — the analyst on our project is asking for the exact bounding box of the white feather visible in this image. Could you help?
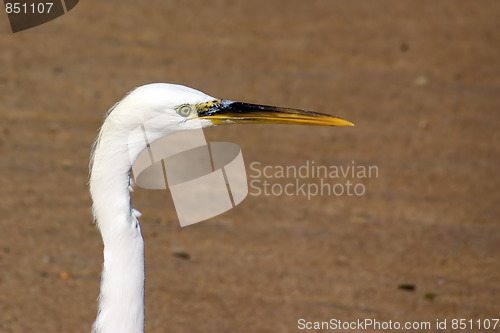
[90,83,215,333]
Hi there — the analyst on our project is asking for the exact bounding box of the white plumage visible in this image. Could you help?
[89,83,352,333]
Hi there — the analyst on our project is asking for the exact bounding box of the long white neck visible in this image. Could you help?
[90,130,145,333]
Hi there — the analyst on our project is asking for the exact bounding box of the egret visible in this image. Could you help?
[89,83,353,333]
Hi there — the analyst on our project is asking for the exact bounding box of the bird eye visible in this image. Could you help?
[176,104,193,117]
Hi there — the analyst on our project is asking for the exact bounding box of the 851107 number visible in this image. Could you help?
[5,2,54,14]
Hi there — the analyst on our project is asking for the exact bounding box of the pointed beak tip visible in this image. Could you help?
[331,118,355,127]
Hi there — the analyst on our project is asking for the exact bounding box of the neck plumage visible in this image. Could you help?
[90,131,145,333]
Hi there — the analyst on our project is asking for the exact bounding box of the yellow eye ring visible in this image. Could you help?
[176,104,193,117]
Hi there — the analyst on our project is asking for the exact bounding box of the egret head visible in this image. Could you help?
[91,83,353,176]
[105,82,353,134]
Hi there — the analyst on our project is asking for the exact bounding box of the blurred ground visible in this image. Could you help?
[0,1,499,332]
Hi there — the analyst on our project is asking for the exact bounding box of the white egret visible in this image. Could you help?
[89,83,353,333]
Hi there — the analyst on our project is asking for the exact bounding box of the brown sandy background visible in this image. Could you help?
[0,1,499,332]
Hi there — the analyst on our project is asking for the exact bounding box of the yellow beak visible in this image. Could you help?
[197,100,354,127]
